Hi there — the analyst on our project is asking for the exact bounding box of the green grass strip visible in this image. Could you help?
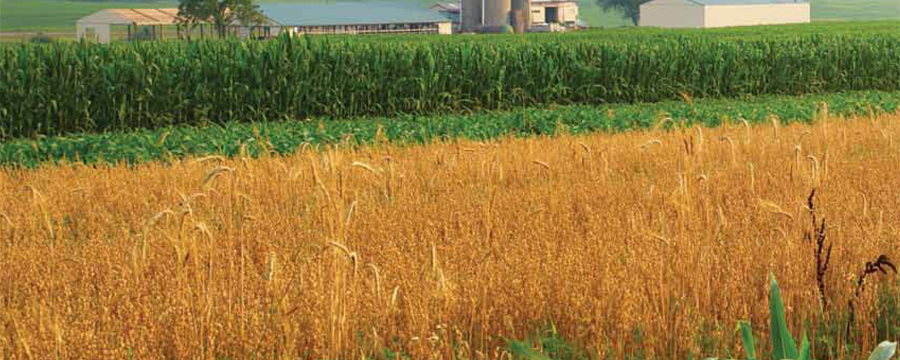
[1,90,898,168]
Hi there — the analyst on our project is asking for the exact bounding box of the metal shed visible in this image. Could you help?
[257,2,453,35]
[430,2,461,30]
[77,8,200,43]
[639,0,810,28]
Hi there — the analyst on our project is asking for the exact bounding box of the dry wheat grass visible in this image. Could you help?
[0,114,898,359]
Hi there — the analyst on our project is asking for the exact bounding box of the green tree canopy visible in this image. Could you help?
[597,0,650,25]
[178,0,265,39]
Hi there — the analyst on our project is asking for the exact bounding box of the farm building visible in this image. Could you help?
[639,0,810,28]
[76,3,452,43]
[529,0,579,30]
[430,3,462,31]
[76,8,209,43]
[445,0,579,33]
[255,3,453,35]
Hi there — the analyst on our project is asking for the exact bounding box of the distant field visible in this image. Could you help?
[1,0,896,33]
[0,0,176,33]
[813,0,900,20]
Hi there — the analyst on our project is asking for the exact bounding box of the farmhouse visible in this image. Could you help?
[639,0,810,28]
[256,2,453,35]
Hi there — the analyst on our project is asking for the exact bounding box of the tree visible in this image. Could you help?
[596,0,650,26]
[178,0,265,39]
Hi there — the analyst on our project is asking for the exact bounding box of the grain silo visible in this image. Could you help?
[510,0,530,33]
[483,0,512,27]
[461,0,512,32]
[461,0,482,31]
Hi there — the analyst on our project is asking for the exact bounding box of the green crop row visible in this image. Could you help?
[354,20,900,44]
[2,91,897,168]
[2,30,899,140]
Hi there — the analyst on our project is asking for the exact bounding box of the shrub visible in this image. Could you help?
[28,32,53,44]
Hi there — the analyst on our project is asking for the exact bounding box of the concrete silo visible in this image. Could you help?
[461,0,482,32]
[461,0,512,32]
[510,0,530,33]
[483,0,512,27]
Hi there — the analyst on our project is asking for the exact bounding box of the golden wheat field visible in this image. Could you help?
[1,114,898,360]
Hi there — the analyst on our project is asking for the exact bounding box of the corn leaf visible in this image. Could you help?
[797,333,810,360]
[769,274,798,360]
[508,340,552,360]
[868,341,897,360]
[739,321,758,360]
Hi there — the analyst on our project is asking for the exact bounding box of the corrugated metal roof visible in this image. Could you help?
[259,2,451,26]
[77,8,189,25]
[689,0,807,5]
[430,3,461,12]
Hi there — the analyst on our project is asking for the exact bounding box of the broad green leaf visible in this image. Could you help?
[797,333,810,360]
[507,340,552,360]
[739,321,758,360]
[868,341,897,360]
[769,274,798,360]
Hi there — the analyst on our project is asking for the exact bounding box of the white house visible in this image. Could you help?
[639,0,810,28]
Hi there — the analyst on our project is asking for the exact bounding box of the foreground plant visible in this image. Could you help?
[707,275,898,360]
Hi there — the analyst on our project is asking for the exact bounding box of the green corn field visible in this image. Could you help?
[2,31,899,139]
[2,90,898,167]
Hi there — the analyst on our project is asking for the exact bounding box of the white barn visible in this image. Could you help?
[639,0,810,28]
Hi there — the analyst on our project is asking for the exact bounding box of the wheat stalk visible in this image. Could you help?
[192,222,214,241]
[194,155,225,165]
[344,201,356,228]
[770,116,780,140]
[24,185,54,244]
[740,118,751,144]
[695,127,704,154]
[0,213,12,228]
[719,136,736,165]
[532,160,550,171]
[265,252,278,282]
[390,286,401,308]
[641,139,662,151]
[807,155,820,188]
[328,241,359,277]
[818,101,829,121]
[201,165,235,188]
[351,161,381,176]
[156,131,169,146]
[748,163,756,193]
[367,264,382,298]
[859,191,869,218]
[653,116,674,131]
[759,199,794,221]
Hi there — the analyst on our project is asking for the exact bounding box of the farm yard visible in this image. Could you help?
[1,12,900,360]
[1,0,899,36]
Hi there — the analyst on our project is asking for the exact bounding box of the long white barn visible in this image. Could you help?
[639,0,810,28]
